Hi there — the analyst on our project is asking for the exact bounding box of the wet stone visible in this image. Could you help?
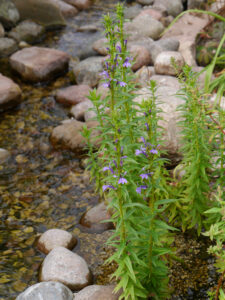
[40,246,92,291]
[154,51,185,76]
[37,229,77,255]
[9,47,70,82]
[56,84,91,106]
[80,202,114,233]
[0,37,18,57]
[16,281,74,300]
[74,285,121,300]
[0,73,22,110]
[8,20,45,44]
[0,148,10,164]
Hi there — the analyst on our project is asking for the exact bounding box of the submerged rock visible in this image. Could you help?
[13,0,66,29]
[16,281,74,300]
[40,247,92,291]
[0,148,10,164]
[10,47,70,82]
[56,84,91,106]
[0,37,18,57]
[0,0,20,30]
[37,229,77,254]
[0,73,22,110]
[8,20,45,44]
[74,285,121,300]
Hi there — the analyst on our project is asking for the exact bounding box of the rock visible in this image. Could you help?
[84,108,96,122]
[77,25,99,33]
[13,0,66,29]
[134,75,183,154]
[51,119,99,153]
[40,247,92,291]
[0,0,20,30]
[0,148,10,164]
[56,85,91,106]
[8,20,45,44]
[16,281,74,300]
[154,0,183,17]
[137,8,164,21]
[0,73,22,110]
[64,0,91,10]
[154,51,184,76]
[74,285,121,300]
[70,100,94,121]
[50,0,78,17]
[160,15,174,27]
[37,229,77,255]
[18,41,30,49]
[0,23,4,37]
[92,38,108,56]
[125,15,164,41]
[135,65,155,87]
[137,0,154,5]
[73,56,104,87]
[124,4,142,20]
[179,40,196,66]
[0,37,18,57]
[10,47,70,82]
[188,0,206,9]
[129,45,151,71]
[96,84,109,100]
[80,203,113,232]
[155,38,180,52]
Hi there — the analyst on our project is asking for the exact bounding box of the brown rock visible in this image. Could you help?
[80,203,114,232]
[129,44,151,71]
[70,100,94,121]
[0,73,22,110]
[135,65,155,87]
[10,47,70,82]
[37,229,77,254]
[74,285,121,300]
[50,0,78,17]
[56,85,91,106]
[92,38,108,56]
[64,0,91,10]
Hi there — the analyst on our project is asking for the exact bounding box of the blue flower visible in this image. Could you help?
[140,173,149,180]
[116,45,122,52]
[136,185,148,194]
[103,185,116,192]
[102,82,110,88]
[150,149,158,155]
[118,177,127,184]
[99,70,110,79]
[123,57,131,68]
[103,166,114,174]
[118,81,127,87]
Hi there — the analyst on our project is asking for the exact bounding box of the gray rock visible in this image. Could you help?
[154,51,184,76]
[155,38,180,52]
[188,0,207,9]
[73,56,104,87]
[40,247,92,291]
[10,47,70,82]
[0,73,22,110]
[13,0,66,29]
[0,0,20,30]
[37,229,77,255]
[80,203,113,232]
[0,148,10,164]
[154,0,183,17]
[8,20,45,44]
[56,85,91,106]
[70,100,94,121]
[137,0,154,6]
[124,4,142,20]
[125,14,164,41]
[16,281,73,300]
[0,37,18,57]
[74,285,120,300]
[0,23,4,38]
[51,119,99,153]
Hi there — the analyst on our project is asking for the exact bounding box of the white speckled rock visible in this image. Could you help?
[37,229,77,254]
[10,47,69,82]
[70,100,94,121]
[0,73,22,110]
[154,51,184,76]
[16,281,73,300]
[0,148,10,164]
[74,285,121,300]
[40,247,92,291]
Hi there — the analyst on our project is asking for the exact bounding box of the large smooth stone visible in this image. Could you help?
[129,45,151,71]
[188,0,206,9]
[0,73,22,110]
[0,37,18,57]
[74,285,121,300]
[51,119,99,153]
[134,75,183,154]
[56,85,91,106]
[13,0,66,29]
[0,0,20,30]
[135,65,155,87]
[125,14,164,41]
[73,56,104,87]
[0,23,4,37]
[37,229,77,254]
[8,20,45,44]
[80,203,114,232]
[70,100,94,121]
[124,4,142,20]
[137,8,164,21]
[137,0,154,5]
[154,51,184,76]
[64,0,91,10]
[154,0,183,17]
[40,247,92,291]
[16,281,74,300]
[0,148,10,164]
[10,47,70,82]
[50,0,78,17]
[92,38,108,56]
